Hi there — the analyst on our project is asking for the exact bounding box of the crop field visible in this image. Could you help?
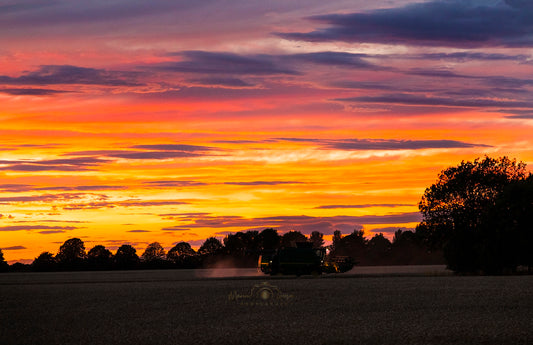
[1,266,532,345]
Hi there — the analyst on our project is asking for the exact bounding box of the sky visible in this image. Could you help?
[1,0,533,263]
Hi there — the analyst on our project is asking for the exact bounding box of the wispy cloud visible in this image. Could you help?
[0,225,78,232]
[64,143,215,161]
[314,204,414,209]
[0,157,108,172]
[0,193,86,204]
[143,181,208,188]
[63,199,189,210]
[337,94,533,109]
[0,65,141,86]
[155,51,298,76]
[0,88,69,96]
[223,181,302,186]
[278,138,490,150]
[0,245,27,250]
[161,212,421,235]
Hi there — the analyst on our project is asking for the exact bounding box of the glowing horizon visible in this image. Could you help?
[1,0,533,263]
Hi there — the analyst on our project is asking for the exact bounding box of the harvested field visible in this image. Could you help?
[1,266,531,345]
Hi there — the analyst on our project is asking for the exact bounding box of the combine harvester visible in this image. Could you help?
[258,242,354,276]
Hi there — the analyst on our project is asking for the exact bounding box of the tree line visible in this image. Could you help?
[1,227,443,272]
[1,156,531,275]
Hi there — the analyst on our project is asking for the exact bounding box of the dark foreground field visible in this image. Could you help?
[1,266,531,345]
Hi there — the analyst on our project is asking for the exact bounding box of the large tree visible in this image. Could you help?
[141,242,166,263]
[114,244,140,269]
[257,228,280,251]
[87,245,113,270]
[198,237,223,256]
[167,242,197,267]
[309,231,325,249]
[280,230,307,247]
[56,238,87,270]
[417,156,528,273]
[333,230,367,261]
[32,252,57,272]
[479,175,533,273]
[224,232,253,256]
[366,233,391,264]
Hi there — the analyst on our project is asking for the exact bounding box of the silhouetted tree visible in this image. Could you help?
[167,242,198,267]
[198,237,223,256]
[258,228,281,251]
[391,230,425,265]
[477,175,533,273]
[417,156,528,273]
[281,231,307,247]
[331,230,342,252]
[32,251,57,272]
[501,175,533,272]
[224,232,251,256]
[242,230,261,255]
[10,262,30,272]
[141,242,166,267]
[309,231,325,248]
[87,245,113,270]
[222,231,261,267]
[334,230,367,263]
[366,233,391,265]
[114,244,140,269]
[0,249,8,272]
[56,238,87,270]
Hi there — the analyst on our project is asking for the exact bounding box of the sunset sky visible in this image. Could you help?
[1,0,533,263]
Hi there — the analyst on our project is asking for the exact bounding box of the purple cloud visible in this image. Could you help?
[1,246,27,250]
[337,94,533,109]
[161,212,422,235]
[0,193,85,204]
[144,181,208,188]
[0,65,141,86]
[224,181,302,186]
[0,157,108,172]
[0,88,69,96]
[0,225,78,232]
[278,138,490,150]
[279,0,533,48]
[315,204,414,209]
[155,51,298,76]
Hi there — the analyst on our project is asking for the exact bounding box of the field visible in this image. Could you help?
[1,266,531,345]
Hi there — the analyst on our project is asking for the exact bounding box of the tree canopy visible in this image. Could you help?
[56,238,87,270]
[32,252,57,272]
[281,230,307,247]
[198,237,223,256]
[141,242,166,263]
[114,244,140,269]
[417,156,530,273]
[87,245,113,270]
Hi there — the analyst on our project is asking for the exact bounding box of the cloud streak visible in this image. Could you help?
[278,138,489,150]
[162,212,422,235]
[0,225,78,232]
[314,204,414,209]
[0,157,108,172]
[0,65,141,86]
[279,0,533,47]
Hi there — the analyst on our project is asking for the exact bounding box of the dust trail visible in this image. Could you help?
[194,258,263,278]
